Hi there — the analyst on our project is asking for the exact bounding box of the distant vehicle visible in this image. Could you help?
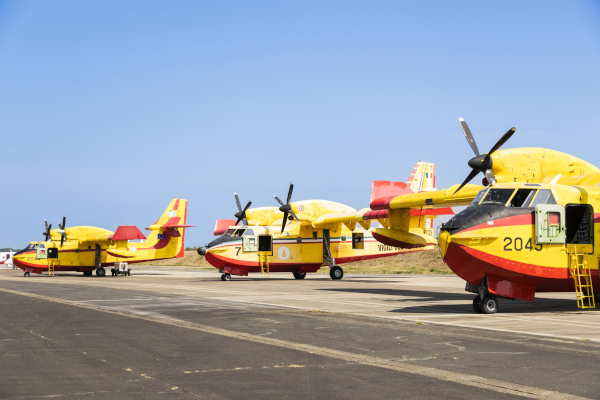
[199,162,453,281]
[13,199,193,277]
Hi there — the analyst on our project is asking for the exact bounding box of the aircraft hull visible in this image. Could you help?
[444,241,600,294]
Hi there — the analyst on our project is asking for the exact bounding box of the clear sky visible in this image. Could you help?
[1,0,599,248]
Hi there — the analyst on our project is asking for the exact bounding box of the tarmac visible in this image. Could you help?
[2,265,600,399]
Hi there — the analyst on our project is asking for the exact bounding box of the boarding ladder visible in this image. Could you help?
[568,244,595,309]
[48,261,55,277]
[258,253,270,278]
[322,232,335,269]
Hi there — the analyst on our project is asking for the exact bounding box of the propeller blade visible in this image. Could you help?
[286,182,294,205]
[60,234,65,247]
[288,209,300,222]
[242,201,252,212]
[242,201,252,225]
[487,127,516,155]
[453,168,481,195]
[459,118,480,156]
[45,220,49,231]
[274,195,285,207]
[281,212,288,233]
[62,216,66,230]
[234,217,242,226]
[234,193,243,212]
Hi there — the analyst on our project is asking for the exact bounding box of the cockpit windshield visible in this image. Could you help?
[232,229,245,237]
[509,188,536,207]
[480,189,515,206]
[223,229,236,237]
[530,189,557,207]
[469,188,488,207]
[243,229,255,236]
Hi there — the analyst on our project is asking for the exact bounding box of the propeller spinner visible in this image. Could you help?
[57,216,68,247]
[274,182,300,233]
[453,118,516,194]
[234,193,252,226]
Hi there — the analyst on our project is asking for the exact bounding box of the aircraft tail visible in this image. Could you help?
[143,199,192,259]
[406,161,436,192]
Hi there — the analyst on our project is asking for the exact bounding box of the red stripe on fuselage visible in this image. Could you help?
[461,213,534,233]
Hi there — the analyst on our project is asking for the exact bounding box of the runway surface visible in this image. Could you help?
[2,265,600,399]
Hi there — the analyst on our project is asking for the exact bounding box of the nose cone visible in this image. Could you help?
[198,246,207,256]
[438,230,451,260]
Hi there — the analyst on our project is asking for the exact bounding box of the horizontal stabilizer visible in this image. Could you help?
[214,219,236,236]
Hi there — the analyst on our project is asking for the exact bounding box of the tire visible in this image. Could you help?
[96,268,106,277]
[127,271,131,276]
[330,266,343,280]
[221,273,231,281]
[24,272,30,277]
[293,272,306,280]
[472,296,483,314]
[480,295,498,314]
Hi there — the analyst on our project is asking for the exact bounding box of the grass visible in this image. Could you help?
[137,247,454,275]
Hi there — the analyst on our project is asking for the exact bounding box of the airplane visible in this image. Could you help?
[0,250,16,269]
[12,199,192,277]
[331,118,600,313]
[198,162,453,281]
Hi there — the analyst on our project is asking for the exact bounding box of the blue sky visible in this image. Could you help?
[1,0,599,248]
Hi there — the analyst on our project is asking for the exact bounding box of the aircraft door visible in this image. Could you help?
[565,204,594,254]
[322,229,334,267]
[258,235,273,255]
[95,244,102,269]
[36,244,48,260]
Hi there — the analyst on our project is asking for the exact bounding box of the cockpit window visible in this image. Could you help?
[223,229,235,237]
[509,188,536,207]
[469,188,488,207]
[233,229,245,237]
[530,189,557,207]
[38,244,45,249]
[243,229,254,236]
[480,189,515,206]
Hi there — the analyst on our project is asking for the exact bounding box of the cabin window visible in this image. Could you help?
[530,189,557,207]
[224,229,235,237]
[352,233,364,249]
[509,188,536,208]
[313,232,318,239]
[470,188,488,207]
[480,189,515,206]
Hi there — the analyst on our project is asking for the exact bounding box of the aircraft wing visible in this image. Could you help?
[379,184,483,210]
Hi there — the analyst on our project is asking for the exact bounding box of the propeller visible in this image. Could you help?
[453,118,516,194]
[234,193,252,226]
[43,220,52,242]
[274,182,300,233]
[57,216,68,247]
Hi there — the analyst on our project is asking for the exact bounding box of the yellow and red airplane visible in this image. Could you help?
[344,118,600,313]
[13,199,192,277]
[199,163,453,280]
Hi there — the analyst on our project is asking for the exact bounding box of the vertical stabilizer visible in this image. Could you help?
[406,162,436,192]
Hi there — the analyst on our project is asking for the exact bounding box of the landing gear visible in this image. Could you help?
[479,295,498,314]
[472,296,483,314]
[330,266,343,280]
[96,267,106,277]
[221,273,231,281]
[13,265,17,270]
[293,272,306,280]
[24,272,30,277]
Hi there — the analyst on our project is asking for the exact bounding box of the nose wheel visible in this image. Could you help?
[221,273,231,281]
[24,272,30,277]
[473,294,498,314]
[293,272,306,280]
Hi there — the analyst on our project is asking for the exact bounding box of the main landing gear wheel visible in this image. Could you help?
[83,271,92,276]
[472,296,483,314]
[24,272,30,277]
[221,273,231,281]
[293,272,306,280]
[480,295,498,314]
[330,266,343,280]
[96,268,106,277]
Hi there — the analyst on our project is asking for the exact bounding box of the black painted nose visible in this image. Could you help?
[198,247,207,256]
